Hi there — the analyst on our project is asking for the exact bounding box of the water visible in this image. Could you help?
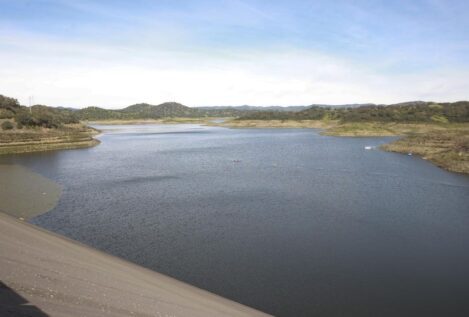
[2,124,469,316]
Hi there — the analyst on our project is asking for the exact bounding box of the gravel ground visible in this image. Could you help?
[0,213,271,317]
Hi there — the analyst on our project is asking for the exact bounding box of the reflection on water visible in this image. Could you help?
[2,124,469,317]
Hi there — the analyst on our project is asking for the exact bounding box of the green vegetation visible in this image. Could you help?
[89,117,220,125]
[76,106,126,120]
[237,101,469,123]
[222,120,469,174]
[50,98,469,126]
[322,122,419,136]
[1,121,14,130]
[231,101,469,174]
[212,119,334,129]
[0,94,98,155]
[76,102,246,121]
[382,126,469,174]
[14,105,79,128]
[1,94,80,129]
[1,92,468,173]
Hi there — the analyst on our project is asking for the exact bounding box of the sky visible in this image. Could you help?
[1,0,468,108]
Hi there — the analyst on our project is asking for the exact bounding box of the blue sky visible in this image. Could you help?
[1,0,468,107]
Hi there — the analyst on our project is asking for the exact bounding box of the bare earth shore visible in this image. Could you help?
[0,213,271,317]
[0,124,100,155]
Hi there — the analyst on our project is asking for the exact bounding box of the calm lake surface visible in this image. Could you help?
[2,124,469,316]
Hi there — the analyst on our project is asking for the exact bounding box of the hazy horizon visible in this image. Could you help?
[1,0,468,108]
[24,100,469,111]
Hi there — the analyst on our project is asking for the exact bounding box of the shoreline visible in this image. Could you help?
[208,119,335,129]
[75,119,469,174]
[214,120,469,174]
[0,138,100,155]
[0,124,100,155]
[2,119,467,174]
[0,212,271,317]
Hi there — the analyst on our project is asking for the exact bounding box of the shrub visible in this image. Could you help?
[15,111,37,127]
[1,120,14,130]
[0,109,14,119]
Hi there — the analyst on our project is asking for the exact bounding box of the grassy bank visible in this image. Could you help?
[217,119,469,174]
[321,122,469,174]
[382,128,469,174]
[9,116,465,174]
[0,124,100,155]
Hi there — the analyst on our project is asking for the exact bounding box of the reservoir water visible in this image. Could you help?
[2,124,469,316]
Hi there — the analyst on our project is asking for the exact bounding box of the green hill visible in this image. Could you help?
[1,94,80,129]
[77,106,126,120]
[122,102,199,117]
[75,102,248,120]
[238,101,469,123]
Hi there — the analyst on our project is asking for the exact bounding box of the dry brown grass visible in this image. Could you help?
[382,128,469,174]
[0,124,100,155]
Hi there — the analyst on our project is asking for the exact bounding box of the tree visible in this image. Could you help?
[0,95,19,110]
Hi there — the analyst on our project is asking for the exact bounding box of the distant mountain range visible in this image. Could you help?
[72,102,388,120]
[239,101,469,123]
[2,93,468,123]
[196,105,310,112]
[75,102,245,120]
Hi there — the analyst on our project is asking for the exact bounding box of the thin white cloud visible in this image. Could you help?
[1,26,468,108]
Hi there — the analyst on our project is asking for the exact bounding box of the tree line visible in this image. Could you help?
[238,101,469,123]
[0,94,79,129]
